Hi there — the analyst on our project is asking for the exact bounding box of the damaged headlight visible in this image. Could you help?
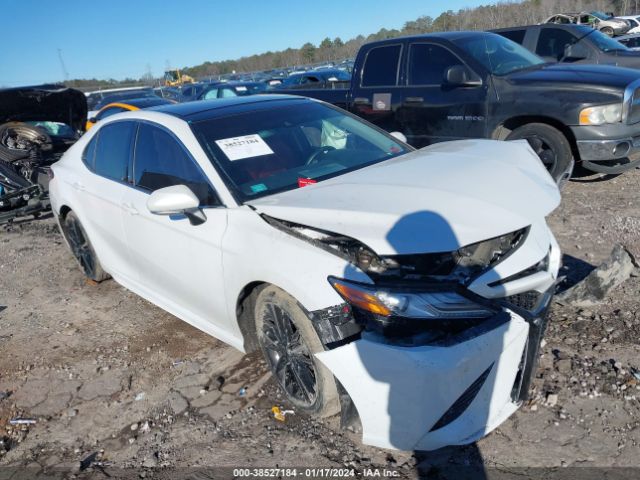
[263,214,526,283]
[262,214,394,273]
[328,277,500,345]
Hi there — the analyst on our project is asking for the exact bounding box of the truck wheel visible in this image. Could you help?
[61,211,110,282]
[506,123,573,184]
[254,285,340,417]
[600,26,614,36]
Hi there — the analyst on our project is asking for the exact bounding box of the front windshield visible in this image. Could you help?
[581,26,631,51]
[590,11,611,20]
[452,34,545,75]
[191,101,410,201]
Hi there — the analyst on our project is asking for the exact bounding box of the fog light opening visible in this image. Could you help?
[613,141,631,158]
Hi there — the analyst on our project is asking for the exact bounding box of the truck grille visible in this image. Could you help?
[626,86,640,124]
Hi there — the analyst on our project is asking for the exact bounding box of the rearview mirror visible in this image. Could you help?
[444,65,482,87]
[563,43,589,61]
[147,185,206,225]
[390,131,407,143]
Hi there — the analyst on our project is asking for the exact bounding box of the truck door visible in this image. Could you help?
[349,43,404,133]
[397,41,488,148]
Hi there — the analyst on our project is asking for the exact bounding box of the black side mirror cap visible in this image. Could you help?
[444,65,483,87]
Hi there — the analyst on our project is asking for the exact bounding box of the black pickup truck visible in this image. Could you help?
[277,31,640,182]
[493,24,640,68]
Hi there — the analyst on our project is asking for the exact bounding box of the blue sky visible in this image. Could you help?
[2,0,489,86]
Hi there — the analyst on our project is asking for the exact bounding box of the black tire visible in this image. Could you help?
[254,286,340,417]
[506,123,574,185]
[60,211,110,282]
[600,26,614,37]
[0,122,51,164]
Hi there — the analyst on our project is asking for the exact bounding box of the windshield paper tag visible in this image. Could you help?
[215,134,274,161]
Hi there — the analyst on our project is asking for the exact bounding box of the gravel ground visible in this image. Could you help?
[0,169,638,479]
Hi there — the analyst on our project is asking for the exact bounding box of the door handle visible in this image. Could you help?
[353,97,369,104]
[121,203,139,215]
[403,96,424,104]
[72,182,85,191]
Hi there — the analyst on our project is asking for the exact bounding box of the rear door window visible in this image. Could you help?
[535,28,577,60]
[361,44,402,87]
[498,29,526,45]
[408,43,464,85]
[93,121,135,182]
[133,123,219,206]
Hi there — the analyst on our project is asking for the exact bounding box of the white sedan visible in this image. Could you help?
[49,95,561,451]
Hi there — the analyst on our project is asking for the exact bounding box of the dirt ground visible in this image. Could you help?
[0,168,639,479]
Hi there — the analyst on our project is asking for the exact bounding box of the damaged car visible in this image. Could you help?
[0,84,86,224]
[49,95,561,451]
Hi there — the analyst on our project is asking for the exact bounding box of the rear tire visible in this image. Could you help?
[60,211,110,282]
[254,286,340,417]
[506,123,574,185]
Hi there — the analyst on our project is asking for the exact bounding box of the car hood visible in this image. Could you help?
[508,63,640,90]
[247,139,560,255]
[0,84,87,132]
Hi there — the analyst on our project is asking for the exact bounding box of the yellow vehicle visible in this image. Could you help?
[164,69,195,87]
[85,97,174,130]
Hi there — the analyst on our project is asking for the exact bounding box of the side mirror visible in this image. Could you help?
[444,65,482,87]
[563,43,589,60]
[147,185,206,225]
[390,131,407,143]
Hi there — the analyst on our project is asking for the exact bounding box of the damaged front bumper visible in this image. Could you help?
[315,221,559,451]
[316,302,548,451]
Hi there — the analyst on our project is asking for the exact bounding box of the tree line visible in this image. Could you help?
[67,0,639,88]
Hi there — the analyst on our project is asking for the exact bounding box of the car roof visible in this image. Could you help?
[150,94,310,122]
[492,23,590,32]
[365,31,504,46]
[105,97,173,109]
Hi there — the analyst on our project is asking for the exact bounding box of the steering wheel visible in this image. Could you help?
[305,145,335,166]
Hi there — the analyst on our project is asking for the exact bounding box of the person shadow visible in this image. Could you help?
[321,211,534,479]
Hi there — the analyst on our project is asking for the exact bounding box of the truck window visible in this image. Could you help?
[499,29,526,45]
[361,44,401,87]
[408,43,464,85]
[535,28,577,60]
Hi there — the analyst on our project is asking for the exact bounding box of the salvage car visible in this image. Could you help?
[0,84,86,223]
[544,11,630,36]
[49,95,561,451]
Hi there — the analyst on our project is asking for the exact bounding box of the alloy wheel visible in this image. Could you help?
[259,302,318,407]
[65,219,96,278]
[523,135,557,172]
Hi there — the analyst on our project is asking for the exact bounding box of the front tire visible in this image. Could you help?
[506,123,574,185]
[60,211,110,282]
[254,286,340,417]
[600,26,614,37]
